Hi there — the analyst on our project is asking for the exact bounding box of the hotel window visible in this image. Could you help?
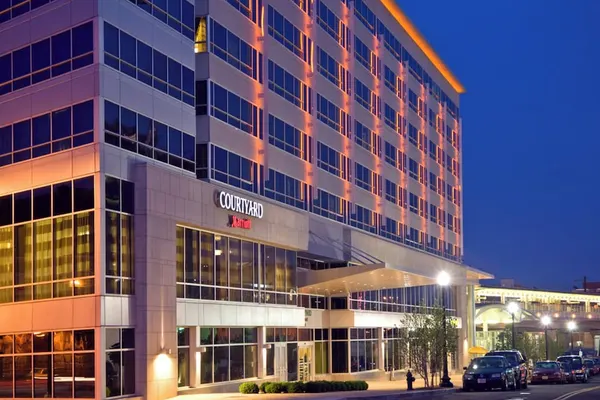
[103,22,195,106]
[419,165,427,186]
[317,142,349,180]
[317,47,350,94]
[105,176,134,295]
[314,329,329,375]
[0,329,95,398]
[0,21,93,97]
[384,179,396,204]
[438,209,446,228]
[207,82,263,138]
[264,169,308,211]
[0,177,94,304]
[129,0,194,39]
[406,227,424,249]
[408,158,418,181]
[312,189,346,223]
[354,121,379,156]
[354,36,379,77]
[209,19,263,82]
[354,0,376,34]
[0,100,93,169]
[384,141,406,173]
[453,187,461,206]
[104,101,195,172]
[194,17,207,53]
[211,145,259,194]
[409,192,418,214]
[268,61,312,113]
[316,0,350,51]
[316,94,351,137]
[384,103,404,136]
[430,204,438,224]
[0,0,56,24]
[268,6,312,65]
[419,198,428,219]
[350,328,378,372]
[428,138,438,161]
[177,327,190,387]
[198,327,258,384]
[448,213,455,232]
[380,217,402,242]
[429,172,437,192]
[331,329,348,373]
[446,183,453,202]
[226,0,262,25]
[350,204,378,234]
[105,328,135,398]
[384,65,405,100]
[290,0,311,15]
[355,163,381,196]
[380,23,402,62]
[355,79,380,117]
[408,89,419,114]
[268,115,312,162]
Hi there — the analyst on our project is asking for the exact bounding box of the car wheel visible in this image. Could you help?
[501,378,508,391]
[522,377,528,389]
[511,377,517,390]
[516,377,521,390]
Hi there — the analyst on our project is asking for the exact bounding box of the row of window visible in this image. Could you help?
[384,141,407,173]
[429,171,462,206]
[104,22,194,106]
[127,0,194,40]
[317,47,350,94]
[355,78,380,117]
[355,121,380,156]
[317,141,349,181]
[267,60,312,113]
[0,21,93,96]
[267,6,312,66]
[354,35,380,78]
[0,0,55,25]
[104,100,195,172]
[226,0,262,26]
[268,114,312,162]
[355,163,381,196]
[383,103,405,136]
[0,100,93,168]
[316,0,350,51]
[316,94,351,137]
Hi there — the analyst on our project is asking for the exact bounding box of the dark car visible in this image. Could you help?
[531,361,566,384]
[557,356,587,383]
[583,359,598,376]
[560,361,576,383]
[463,356,516,391]
[486,350,528,389]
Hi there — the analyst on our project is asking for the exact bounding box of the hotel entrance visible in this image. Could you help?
[274,343,298,381]
[298,343,314,382]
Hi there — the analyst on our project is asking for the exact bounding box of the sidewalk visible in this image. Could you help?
[173,374,463,400]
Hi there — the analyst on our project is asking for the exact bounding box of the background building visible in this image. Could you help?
[0,0,486,399]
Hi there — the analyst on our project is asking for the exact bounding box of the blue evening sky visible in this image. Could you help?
[397,0,600,290]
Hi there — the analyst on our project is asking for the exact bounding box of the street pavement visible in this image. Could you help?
[450,376,600,400]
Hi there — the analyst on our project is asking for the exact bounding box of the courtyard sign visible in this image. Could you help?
[216,190,264,219]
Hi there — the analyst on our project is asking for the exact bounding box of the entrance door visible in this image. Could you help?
[298,344,313,382]
[275,343,288,381]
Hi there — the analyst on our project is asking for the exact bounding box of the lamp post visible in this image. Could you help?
[437,271,453,388]
[507,302,520,349]
[541,315,551,360]
[567,321,576,353]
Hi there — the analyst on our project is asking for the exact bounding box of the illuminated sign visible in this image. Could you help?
[216,190,264,219]
[229,215,251,229]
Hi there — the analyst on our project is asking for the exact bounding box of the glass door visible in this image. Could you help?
[275,343,288,381]
[298,344,313,382]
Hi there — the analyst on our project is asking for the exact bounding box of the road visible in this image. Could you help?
[450,377,600,400]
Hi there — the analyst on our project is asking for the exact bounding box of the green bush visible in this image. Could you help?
[259,382,270,393]
[239,382,259,394]
[286,381,306,393]
[265,382,287,393]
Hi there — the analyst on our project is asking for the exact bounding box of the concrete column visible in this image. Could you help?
[258,326,266,378]
[455,285,469,369]
[378,328,385,371]
[466,285,476,347]
[189,327,200,387]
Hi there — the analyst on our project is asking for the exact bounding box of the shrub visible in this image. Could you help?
[239,382,259,394]
[259,382,270,393]
[286,381,306,393]
[265,382,287,393]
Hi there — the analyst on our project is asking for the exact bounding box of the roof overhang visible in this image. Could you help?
[467,266,495,282]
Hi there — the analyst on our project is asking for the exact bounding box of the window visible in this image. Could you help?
[0,22,93,97]
[226,0,262,25]
[430,204,438,224]
[355,163,380,196]
[316,47,350,94]
[0,329,95,399]
[429,172,437,191]
[211,145,259,194]
[267,6,312,65]
[384,65,404,99]
[268,115,311,161]
[383,141,406,172]
[408,158,418,181]
[0,100,93,169]
[103,22,195,106]
[106,328,135,397]
[354,121,379,156]
[209,19,263,82]
[290,0,311,15]
[384,180,397,204]
[194,16,207,53]
[317,142,349,180]
[448,213,455,232]
[268,61,312,113]
[104,101,195,172]
[0,0,58,25]
[354,0,376,34]
[264,169,308,210]
[316,94,350,137]
[350,204,378,234]
[208,82,263,138]
[197,327,258,383]
[350,328,378,372]
[384,103,404,135]
[312,189,346,223]
[354,36,379,77]
[105,176,134,295]
[316,1,350,51]
[409,192,418,214]
[355,79,380,116]
[128,0,194,40]
[408,89,419,114]
[0,177,94,304]
[380,217,402,242]
[380,23,402,62]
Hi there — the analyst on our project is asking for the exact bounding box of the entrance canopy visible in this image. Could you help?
[299,263,443,295]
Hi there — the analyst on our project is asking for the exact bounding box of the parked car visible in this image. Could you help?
[463,356,516,391]
[560,361,576,383]
[485,350,528,389]
[557,355,588,383]
[583,359,598,376]
[531,361,566,384]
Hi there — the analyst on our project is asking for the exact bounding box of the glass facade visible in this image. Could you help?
[0,177,95,303]
[0,329,95,399]
[105,328,135,398]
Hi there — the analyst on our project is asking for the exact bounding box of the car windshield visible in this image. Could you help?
[535,362,558,369]
[584,360,594,366]
[558,357,582,368]
[469,357,505,369]
[492,353,518,365]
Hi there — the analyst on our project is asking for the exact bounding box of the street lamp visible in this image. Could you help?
[437,271,453,388]
[541,315,551,360]
[507,302,520,349]
[567,321,576,353]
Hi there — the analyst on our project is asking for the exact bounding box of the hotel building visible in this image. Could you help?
[0,0,489,398]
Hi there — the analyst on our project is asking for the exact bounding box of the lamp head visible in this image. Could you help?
[567,321,577,331]
[507,302,519,315]
[436,271,451,287]
[541,315,551,326]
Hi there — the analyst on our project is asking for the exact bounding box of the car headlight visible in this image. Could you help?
[491,373,501,378]
[464,375,474,380]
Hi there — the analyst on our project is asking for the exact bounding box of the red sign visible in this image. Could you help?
[229,215,252,229]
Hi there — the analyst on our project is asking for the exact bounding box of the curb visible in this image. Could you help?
[333,388,458,399]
